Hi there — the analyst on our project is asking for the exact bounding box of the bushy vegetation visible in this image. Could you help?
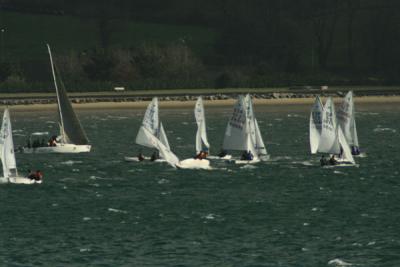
[0,0,399,92]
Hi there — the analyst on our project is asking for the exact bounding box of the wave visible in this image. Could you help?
[108,208,128,214]
[328,258,353,266]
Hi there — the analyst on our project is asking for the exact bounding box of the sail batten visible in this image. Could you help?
[47,44,89,145]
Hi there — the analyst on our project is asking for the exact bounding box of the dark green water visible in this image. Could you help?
[1,104,399,266]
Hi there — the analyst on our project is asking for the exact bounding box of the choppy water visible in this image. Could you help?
[1,104,399,266]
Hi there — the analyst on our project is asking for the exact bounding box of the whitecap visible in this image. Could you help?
[79,248,91,252]
[60,160,83,166]
[328,258,352,266]
[240,165,257,169]
[82,217,91,221]
[181,122,189,125]
[158,178,169,184]
[203,213,216,220]
[373,127,396,133]
[108,208,128,214]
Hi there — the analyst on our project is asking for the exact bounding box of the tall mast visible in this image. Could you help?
[46,44,65,143]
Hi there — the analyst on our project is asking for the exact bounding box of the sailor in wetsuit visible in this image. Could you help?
[320,155,328,166]
[329,155,337,165]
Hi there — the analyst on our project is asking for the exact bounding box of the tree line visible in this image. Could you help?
[1,0,400,92]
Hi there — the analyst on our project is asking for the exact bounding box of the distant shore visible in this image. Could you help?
[2,95,400,111]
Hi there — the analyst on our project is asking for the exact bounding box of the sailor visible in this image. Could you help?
[241,150,253,161]
[34,170,43,181]
[138,151,145,161]
[329,155,337,165]
[150,151,160,161]
[26,139,31,148]
[27,170,36,180]
[320,155,328,166]
[351,146,360,155]
[218,149,227,158]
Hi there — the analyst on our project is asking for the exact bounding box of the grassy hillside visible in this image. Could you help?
[0,11,217,61]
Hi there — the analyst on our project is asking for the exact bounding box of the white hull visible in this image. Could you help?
[23,144,91,153]
[124,156,165,163]
[235,158,261,164]
[208,155,232,160]
[176,158,211,170]
[1,176,42,184]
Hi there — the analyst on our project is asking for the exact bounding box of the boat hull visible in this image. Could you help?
[176,158,211,169]
[235,158,261,164]
[124,156,165,163]
[1,176,42,184]
[23,144,91,153]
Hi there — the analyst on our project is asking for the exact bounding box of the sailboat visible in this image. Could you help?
[23,44,91,153]
[0,108,41,184]
[317,97,355,166]
[222,95,260,164]
[245,94,268,159]
[138,125,210,169]
[125,97,169,162]
[177,96,212,168]
[309,96,323,154]
[337,91,361,155]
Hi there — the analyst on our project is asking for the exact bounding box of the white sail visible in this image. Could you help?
[158,122,170,150]
[222,95,248,151]
[338,125,355,164]
[0,109,17,178]
[245,94,267,155]
[318,97,340,154]
[194,97,209,154]
[135,97,171,151]
[309,96,324,154]
[338,91,359,148]
[139,126,179,168]
[141,97,159,135]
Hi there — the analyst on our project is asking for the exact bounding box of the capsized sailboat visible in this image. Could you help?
[125,97,169,162]
[0,109,42,184]
[222,95,260,164]
[309,96,323,154]
[23,44,91,153]
[317,97,355,166]
[337,91,361,155]
[139,126,210,169]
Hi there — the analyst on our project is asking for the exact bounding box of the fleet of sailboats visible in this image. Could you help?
[1,83,366,185]
[23,44,91,153]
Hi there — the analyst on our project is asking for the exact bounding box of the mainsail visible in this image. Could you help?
[309,96,324,154]
[222,95,259,159]
[139,126,179,168]
[0,109,17,178]
[135,97,170,150]
[194,96,210,154]
[338,125,355,164]
[222,95,248,151]
[337,91,359,148]
[245,94,267,155]
[318,97,340,154]
[47,44,89,145]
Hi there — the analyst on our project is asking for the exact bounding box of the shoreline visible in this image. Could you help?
[1,95,399,111]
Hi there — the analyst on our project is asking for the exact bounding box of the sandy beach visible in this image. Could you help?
[1,95,399,111]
